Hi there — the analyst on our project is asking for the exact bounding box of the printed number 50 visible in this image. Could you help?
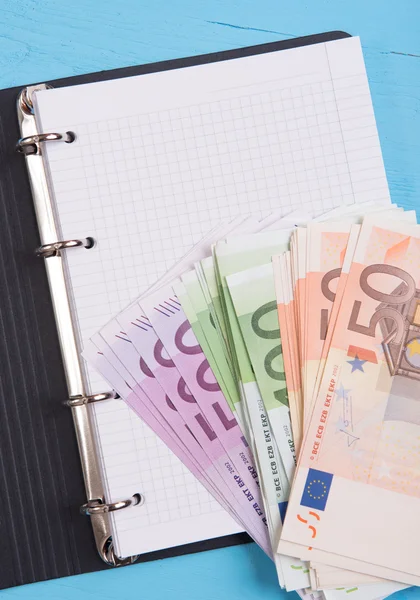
[347,264,415,344]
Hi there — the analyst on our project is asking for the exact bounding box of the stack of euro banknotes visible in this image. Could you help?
[85,200,420,600]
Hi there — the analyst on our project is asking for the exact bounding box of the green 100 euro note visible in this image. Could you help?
[179,270,241,414]
[227,262,314,592]
[214,229,294,421]
[226,262,296,481]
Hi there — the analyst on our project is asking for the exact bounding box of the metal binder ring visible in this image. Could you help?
[67,392,117,408]
[81,494,144,516]
[36,238,93,258]
[18,84,53,114]
[16,131,75,155]
[101,537,139,567]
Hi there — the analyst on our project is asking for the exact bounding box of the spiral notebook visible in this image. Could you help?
[0,30,390,589]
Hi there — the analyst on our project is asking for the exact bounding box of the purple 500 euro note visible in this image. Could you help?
[96,319,237,517]
[85,336,204,481]
[117,301,271,554]
[140,285,270,551]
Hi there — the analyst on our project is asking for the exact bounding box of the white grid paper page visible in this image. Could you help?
[33,35,390,558]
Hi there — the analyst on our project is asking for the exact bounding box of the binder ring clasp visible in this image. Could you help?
[67,392,117,407]
[16,131,75,155]
[36,237,94,258]
[81,494,144,516]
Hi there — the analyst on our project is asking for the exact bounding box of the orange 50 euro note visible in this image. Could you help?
[279,217,420,586]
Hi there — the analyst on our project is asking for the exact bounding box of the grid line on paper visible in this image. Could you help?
[38,40,391,556]
[324,44,356,206]
[44,75,374,148]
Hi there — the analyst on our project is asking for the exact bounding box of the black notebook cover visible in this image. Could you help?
[0,30,350,590]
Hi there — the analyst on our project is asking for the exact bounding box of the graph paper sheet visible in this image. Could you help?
[33,35,390,558]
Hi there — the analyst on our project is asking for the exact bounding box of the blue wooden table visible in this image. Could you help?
[0,0,419,597]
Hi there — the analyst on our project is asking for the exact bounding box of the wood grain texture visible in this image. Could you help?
[0,0,418,598]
